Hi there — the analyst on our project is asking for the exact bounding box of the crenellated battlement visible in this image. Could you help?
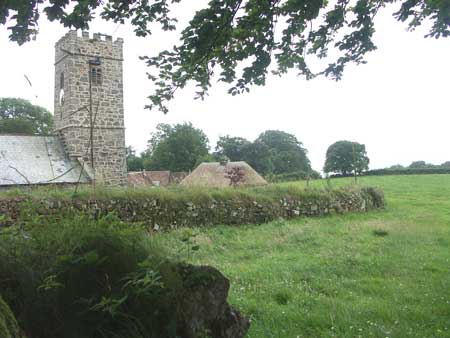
[56,30,123,45]
[55,30,123,65]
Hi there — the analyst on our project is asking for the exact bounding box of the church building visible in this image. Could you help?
[0,31,127,187]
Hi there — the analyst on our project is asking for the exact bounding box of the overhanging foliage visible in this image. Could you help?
[1,0,448,113]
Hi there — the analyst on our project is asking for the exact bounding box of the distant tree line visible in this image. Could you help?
[361,161,450,177]
[323,140,450,178]
[127,123,320,179]
[390,161,450,170]
[327,156,450,178]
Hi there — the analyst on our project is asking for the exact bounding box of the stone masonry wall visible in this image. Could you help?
[54,31,126,186]
[0,187,385,229]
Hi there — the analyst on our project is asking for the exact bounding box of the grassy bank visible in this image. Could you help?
[0,212,251,338]
[153,175,450,338]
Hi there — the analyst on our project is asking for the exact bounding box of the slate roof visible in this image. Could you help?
[127,171,154,187]
[0,135,90,186]
[144,171,171,186]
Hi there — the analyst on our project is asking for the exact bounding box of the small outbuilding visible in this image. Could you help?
[143,171,172,186]
[127,171,154,187]
[127,170,188,187]
[180,161,267,188]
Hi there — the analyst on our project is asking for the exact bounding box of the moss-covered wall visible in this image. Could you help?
[0,186,384,229]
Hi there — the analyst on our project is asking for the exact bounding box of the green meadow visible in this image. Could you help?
[154,175,450,338]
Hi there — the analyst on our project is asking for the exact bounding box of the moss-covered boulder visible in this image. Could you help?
[0,296,22,338]
[175,264,250,338]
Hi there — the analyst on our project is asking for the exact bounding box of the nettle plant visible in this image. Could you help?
[179,229,200,261]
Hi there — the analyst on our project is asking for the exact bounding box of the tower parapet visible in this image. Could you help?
[54,30,126,186]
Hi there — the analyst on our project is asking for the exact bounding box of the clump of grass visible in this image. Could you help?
[372,229,389,237]
[0,296,20,338]
[273,289,293,305]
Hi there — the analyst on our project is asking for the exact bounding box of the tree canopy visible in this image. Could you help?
[407,160,450,169]
[129,125,315,176]
[214,130,312,175]
[240,141,274,175]
[2,1,448,113]
[215,136,251,161]
[324,140,369,175]
[0,97,53,135]
[126,146,144,172]
[408,160,429,169]
[256,130,311,174]
[142,122,209,172]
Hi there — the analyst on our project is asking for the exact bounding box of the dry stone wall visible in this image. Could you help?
[0,187,384,229]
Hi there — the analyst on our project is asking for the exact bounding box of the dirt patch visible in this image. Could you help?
[194,234,214,246]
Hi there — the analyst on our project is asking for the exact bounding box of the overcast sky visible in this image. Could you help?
[0,3,449,172]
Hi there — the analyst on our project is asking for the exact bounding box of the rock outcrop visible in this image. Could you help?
[176,265,250,338]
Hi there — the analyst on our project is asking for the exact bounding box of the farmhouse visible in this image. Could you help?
[0,31,127,188]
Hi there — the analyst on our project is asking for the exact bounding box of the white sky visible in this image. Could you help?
[0,3,449,172]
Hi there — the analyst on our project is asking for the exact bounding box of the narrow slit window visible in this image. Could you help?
[59,72,65,111]
[90,67,102,86]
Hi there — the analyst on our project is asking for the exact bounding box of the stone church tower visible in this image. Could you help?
[54,30,126,186]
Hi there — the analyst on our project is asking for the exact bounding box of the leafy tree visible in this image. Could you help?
[126,146,144,172]
[240,141,273,175]
[215,136,250,161]
[2,1,448,113]
[0,97,53,135]
[257,130,311,174]
[271,151,309,175]
[145,123,172,154]
[144,123,209,172]
[0,118,35,135]
[409,160,430,169]
[194,153,218,168]
[324,140,369,176]
[440,161,450,169]
[389,164,406,170]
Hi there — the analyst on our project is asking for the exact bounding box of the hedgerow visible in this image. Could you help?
[266,170,322,182]
[365,168,450,176]
[329,168,450,178]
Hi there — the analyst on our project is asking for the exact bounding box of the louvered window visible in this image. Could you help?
[90,67,102,85]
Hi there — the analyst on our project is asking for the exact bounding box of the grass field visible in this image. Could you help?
[154,175,450,338]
